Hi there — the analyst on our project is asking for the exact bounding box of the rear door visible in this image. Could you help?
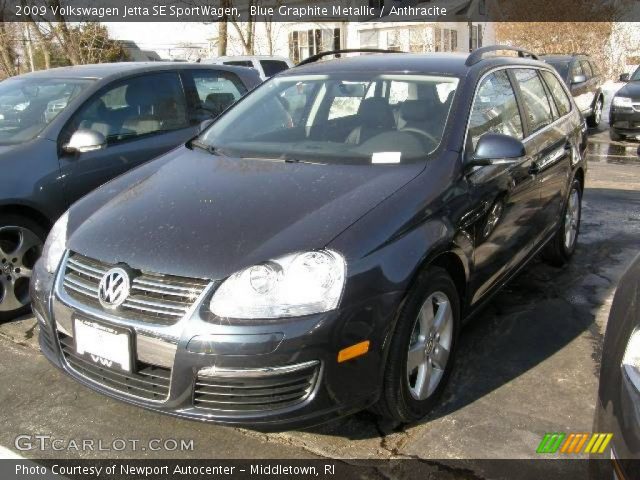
[466,69,541,303]
[58,71,197,205]
[538,69,577,232]
[513,68,572,241]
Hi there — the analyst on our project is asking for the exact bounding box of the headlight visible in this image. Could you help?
[623,329,640,391]
[42,211,69,274]
[210,250,346,319]
[613,96,633,108]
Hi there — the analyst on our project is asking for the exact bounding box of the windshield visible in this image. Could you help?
[545,61,570,80]
[631,67,640,82]
[198,73,459,165]
[0,77,92,144]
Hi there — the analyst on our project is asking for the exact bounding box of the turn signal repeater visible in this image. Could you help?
[337,340,370,363]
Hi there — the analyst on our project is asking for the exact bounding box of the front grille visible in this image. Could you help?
[58,331,171,401]
[62,252,209,324]
[193,362,319,412]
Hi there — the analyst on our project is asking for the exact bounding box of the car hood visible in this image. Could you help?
[617,81,640,100]
[67,147,424,280]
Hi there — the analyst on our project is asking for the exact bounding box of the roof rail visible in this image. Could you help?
[297,49,404,67]
[465,45,539,66]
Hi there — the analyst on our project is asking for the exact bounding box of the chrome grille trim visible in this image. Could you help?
[61,252,210,324]
[193,361,320,413]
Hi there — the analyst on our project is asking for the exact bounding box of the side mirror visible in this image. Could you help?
[63,129,106,154]
[571,74,587,85]
[467,133,526,167]
[620,73,630,82]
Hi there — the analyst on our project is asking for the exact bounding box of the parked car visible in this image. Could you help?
[609,66,640,141]
[33,46,587,428]
[541,54,604,128]
[202,55,293,80]
[592,253,640,477]
[0,62,260,320]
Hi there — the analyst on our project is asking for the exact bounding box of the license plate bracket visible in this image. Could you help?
[73,317,134,373]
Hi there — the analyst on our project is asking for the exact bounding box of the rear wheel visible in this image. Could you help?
[587,97,602,128]
[374,267,460,423]
[0,215,46,322]
[542,179,582,267]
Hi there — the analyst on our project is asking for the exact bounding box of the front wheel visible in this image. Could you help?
[542,179,582,267]
[0,215,46,322]
[587,97,602,128]
[374,267,460,423]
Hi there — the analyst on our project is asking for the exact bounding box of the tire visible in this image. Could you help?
[542,178,582,267]
[0,215,46,322]
[609,129,624,142]
[374,266,460,423]
[587,97,603,128]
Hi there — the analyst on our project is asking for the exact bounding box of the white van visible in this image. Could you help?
[201,56,293,80]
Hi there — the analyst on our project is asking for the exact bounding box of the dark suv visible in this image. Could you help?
[541,54,604,128]
[0,62,260,320]
[32,46,587,428]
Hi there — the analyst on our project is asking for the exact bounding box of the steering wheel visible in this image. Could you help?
[400,127,438,145]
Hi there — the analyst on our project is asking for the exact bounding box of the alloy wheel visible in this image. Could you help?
[564,188,580,251]
[0,226,43,313]
[406,291,454,401]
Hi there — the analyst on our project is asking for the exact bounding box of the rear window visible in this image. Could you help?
[513,69,554,134]
[260,60,289,77]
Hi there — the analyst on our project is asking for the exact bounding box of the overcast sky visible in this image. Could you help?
[105,22,216,57]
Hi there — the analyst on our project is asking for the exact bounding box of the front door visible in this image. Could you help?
[58,72,197,205]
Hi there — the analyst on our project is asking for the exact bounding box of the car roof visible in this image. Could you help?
[11,62,253,80]
[283,52,551,77]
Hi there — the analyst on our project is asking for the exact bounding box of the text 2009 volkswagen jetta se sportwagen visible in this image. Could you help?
[32,46,587,428]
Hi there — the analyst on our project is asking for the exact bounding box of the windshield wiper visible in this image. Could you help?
[189,139,217,155]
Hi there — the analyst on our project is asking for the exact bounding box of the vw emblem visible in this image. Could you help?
[98,267,130,309]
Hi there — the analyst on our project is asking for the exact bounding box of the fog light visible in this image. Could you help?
[338,340,370,363]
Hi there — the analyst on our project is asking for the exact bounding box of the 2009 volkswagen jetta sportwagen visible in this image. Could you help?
[32,46,587,429]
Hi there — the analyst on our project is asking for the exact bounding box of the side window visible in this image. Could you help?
[513,69,554,134]
[570,61,584,79]
[260,60,289,77]
[541,70,571,117]
[580,61,593,78]
[187,69,247,118]
[71,73,187,143]
[468,70,523,150]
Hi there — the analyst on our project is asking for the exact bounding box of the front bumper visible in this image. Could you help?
[610,109,640,137]
[31,255,402,430]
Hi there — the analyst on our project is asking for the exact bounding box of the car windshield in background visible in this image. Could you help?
[0,77,92,144]
[545,61,570,80]
[631,67,640,81]
[199,74,459,165]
